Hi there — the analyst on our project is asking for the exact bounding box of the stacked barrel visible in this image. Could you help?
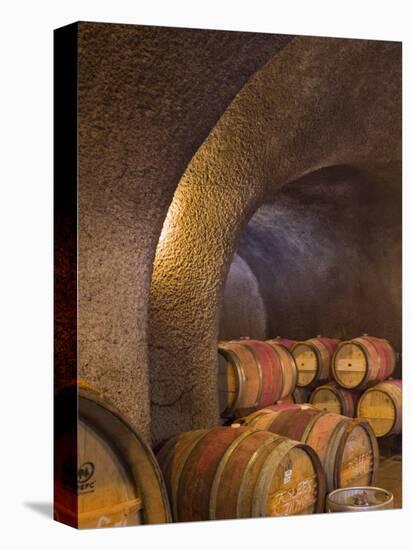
[217,334,402,439]
[309,383,361,418]
[332,335,396,390]
[330,336,402,439]
[356,380,402,437]
[292,336,340,387]
[212,333,401,516]
[156,337,327,520]
[218,338,298,418]
[237,404,379,492]
[56,331,401,528]
[157,426,325,521]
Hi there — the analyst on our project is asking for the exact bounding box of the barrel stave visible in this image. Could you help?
[238,404,379,492]
[266,340,298,399]
[55,386,171,528]
[157,426,325,521]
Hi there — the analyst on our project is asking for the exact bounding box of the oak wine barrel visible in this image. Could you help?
[218,339,286,418]
[356,380,402,437]
[54,385,171,528]
[264,339,298,399]
[332,335,396,390]
[309,383,361,417]
[326,486,394,512]
[292,336,340,387]
[239,404,379,492]
[157,426,325,521]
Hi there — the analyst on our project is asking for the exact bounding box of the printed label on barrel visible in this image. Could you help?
[78,462,96,494]
[61,459,96,494]
[268,476,317,516]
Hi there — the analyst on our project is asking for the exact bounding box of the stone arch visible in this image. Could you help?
[233,163,401,347]
[148,36,401,444]
[75,22,292,443]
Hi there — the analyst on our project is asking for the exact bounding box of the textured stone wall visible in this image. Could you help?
[235,163,402,357]
[149,36,401,444]
[75,22,291,442]
[70,22,401,445]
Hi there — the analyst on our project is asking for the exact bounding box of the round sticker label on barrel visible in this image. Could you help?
[78,462,96,494]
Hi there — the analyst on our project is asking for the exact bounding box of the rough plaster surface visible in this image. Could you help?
[219,254,267,341]
[75,22,291,442]
[149,37,401,444]
[234,163,402,358]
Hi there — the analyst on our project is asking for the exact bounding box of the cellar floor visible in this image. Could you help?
[376,455,402,508]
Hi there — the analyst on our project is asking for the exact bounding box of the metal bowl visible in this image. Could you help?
[326,486,394,512]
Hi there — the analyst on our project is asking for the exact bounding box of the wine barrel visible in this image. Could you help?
[157,426,325,521]
[326,487,394,512]
[332,335,396,389]
[265,339,298,399]
[356,380,402,437]
[218,339,284,418]
[309,383,361,417]
[278,387,312,405]
[292,336,340,387]
[266,336,297,351]
[239,404,379,492]
[54,385,171,528]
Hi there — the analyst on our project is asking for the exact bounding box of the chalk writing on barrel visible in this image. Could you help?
[342,451,373,482]
[268,476,317,515]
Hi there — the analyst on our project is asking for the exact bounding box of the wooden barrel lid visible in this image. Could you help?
[253,439,323,517]
[310,385,343,415]
[310,383,360,418]
[292,343,319,386]
[54,386,171,528]
[333,342,367,388]
[218,341,261,413]
[334,421,378,488]
[357,382,402,437]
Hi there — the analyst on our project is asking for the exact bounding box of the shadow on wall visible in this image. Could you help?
[219,254,267,340]
[224,163,401,358]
